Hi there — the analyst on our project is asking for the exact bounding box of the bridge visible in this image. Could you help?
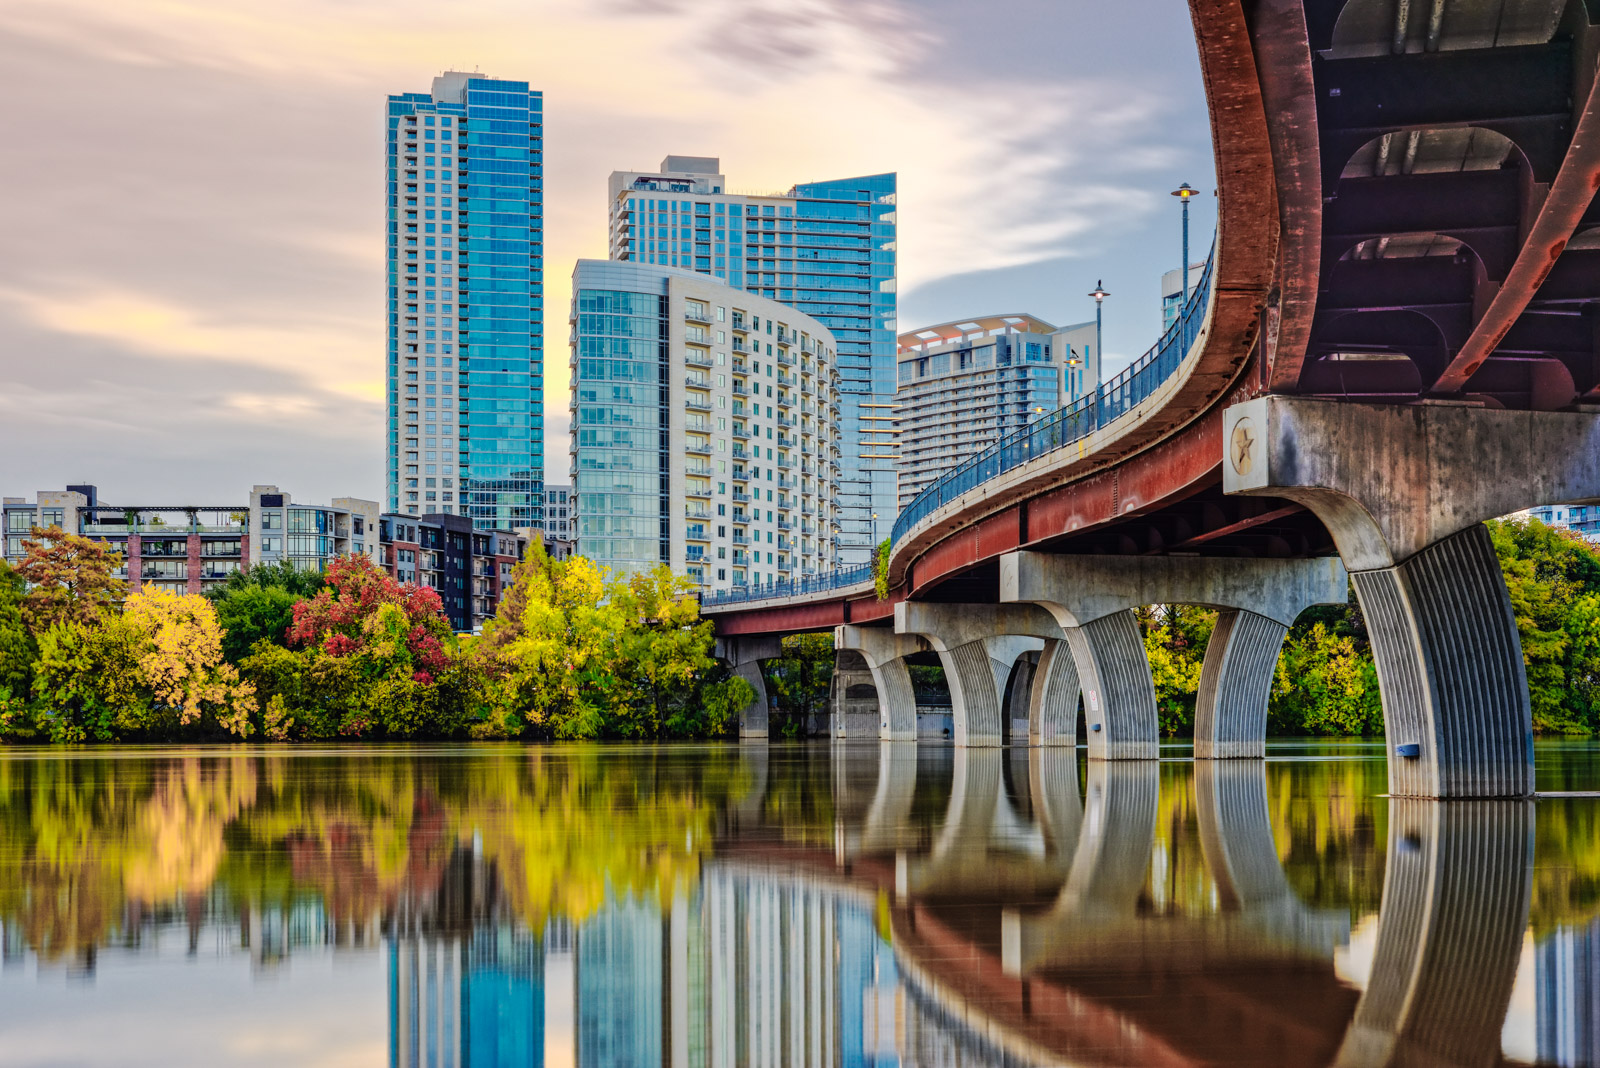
[708,0,1600,798]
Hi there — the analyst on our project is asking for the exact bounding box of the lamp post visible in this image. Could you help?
[1171,182,1199,305]
[1088,280,1110,369]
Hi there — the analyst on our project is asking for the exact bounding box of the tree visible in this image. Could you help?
[123,584,256,737]
[1139,605,1215,736]
[1269,622,1383,736]
[31,614,149,742]
[287,555,452,681]
[206,560,328,665]
[0,561,35,694]
[765,634,835,735]
[16,527,125,632]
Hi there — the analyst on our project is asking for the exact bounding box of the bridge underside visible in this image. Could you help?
[707,0,1600,798]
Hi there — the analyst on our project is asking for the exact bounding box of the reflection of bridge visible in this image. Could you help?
[718,742,1535,1067]
[710,0,1600,799]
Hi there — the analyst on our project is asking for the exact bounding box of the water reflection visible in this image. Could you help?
[1,743,1599,1066]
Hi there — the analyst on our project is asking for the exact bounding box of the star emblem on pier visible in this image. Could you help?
[1230,418,1255,476]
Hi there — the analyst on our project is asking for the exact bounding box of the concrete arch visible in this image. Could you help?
[834,625,925,741]
[1001,552,1347,760]
[715,635,782,742]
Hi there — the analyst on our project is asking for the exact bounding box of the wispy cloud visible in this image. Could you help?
[0,0,1207,500]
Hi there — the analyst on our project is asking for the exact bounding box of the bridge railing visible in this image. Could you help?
[700,239,1216,610]
[700,563,874,609]
[890,242,1216,546]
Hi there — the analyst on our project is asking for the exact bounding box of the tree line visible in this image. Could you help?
[0,529,752,743]
[3,515,1599,743]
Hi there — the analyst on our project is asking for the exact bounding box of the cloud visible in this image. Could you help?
[0,0,1212,496]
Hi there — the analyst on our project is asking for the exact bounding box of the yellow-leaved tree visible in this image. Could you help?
[124,584,257,737]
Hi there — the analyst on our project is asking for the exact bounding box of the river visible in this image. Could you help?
[2,740,1600,1066]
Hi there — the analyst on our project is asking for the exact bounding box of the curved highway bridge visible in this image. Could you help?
[706,0,1600,799]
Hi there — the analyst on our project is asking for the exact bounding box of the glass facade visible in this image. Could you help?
[386,74,544,530]
[572,286,667,574]
[610,163,895,566]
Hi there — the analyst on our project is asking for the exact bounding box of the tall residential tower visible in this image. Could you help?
[386,73,544,529]
[607,157,895,566]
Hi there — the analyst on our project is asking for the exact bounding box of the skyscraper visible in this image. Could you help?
[894,314,1099,509]
[386,73,544,529]
[608,158,896,565]
[569,260,842,591]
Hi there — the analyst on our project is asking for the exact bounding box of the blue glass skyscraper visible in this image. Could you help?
[608,159,896,565]
[387,73,543,529]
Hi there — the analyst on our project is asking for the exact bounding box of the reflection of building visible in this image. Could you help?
[606,157,897,567]
[894,316,1099,509]
[1538,921,1600,1067]
[577,896,662,1067]
[389,926,545,1068]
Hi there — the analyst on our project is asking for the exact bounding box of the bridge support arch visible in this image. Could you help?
[1002,551,1346,760]
[714,635,782,742]
[892,603,1057,747]
[1222,396,1600,795]
[834,625,927,741]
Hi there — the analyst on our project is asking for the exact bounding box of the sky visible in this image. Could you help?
[0,0,1217,506]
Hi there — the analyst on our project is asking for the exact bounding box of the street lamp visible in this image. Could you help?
[1171,182,1199,305]
[1088,280,1110,370]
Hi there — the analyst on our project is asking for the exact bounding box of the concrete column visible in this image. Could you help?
[1223,396,1555,797]
[1002,550,1346,761]
[892,603,1058,748]
[1067,612,1159,759]
[1334,799,1531,1068]
[715,635,782,743]
[834,625,926,741]
[828,649,880,739]
[1027,638,1081,747]
[1004,652,1037,742]
[1194,609,1290,759]
[1352,525,1532,798]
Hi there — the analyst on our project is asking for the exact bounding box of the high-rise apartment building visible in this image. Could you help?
[894,315,1099,510]
[569,260,842,592]
[1162,263,1208,332]
[607,157,894,565]
[386,73,544,530]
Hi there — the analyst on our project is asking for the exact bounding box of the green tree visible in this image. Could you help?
[1269,622,1383,736]
[765,634,835,736]
[1139,605,1215,736]
[206,561,325,665]
[0,561,35,694]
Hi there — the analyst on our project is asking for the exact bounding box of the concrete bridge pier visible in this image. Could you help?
[714,635,782,742]
[892,603,1057,747]
[1221,396,1600,796]
[1334,799,1531,1068]
[833,625,926,740]
[1002,551,1346,760]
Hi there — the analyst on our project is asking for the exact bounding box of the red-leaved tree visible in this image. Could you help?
[287,556,453,681]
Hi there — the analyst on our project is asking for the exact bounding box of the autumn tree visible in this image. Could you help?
[17,527,126,632]
[123,585,256,737]
[286,554,452,680]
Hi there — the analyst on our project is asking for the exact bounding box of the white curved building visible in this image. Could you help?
[570,260,843,592]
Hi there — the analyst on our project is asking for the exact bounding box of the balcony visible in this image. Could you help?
[684,461,713,478]
[733,490,751,503]
[685,396,712,412]
[685,506,710,520]
[732,532,750,546]
[685,374,710,389]
[684,306,712,324]
[685,439,712,456]
[731,446,748,460]
[777,351,795,367]
[685,351,713,369]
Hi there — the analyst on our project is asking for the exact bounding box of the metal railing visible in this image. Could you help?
[701,239,1216,610]
[892,242,1215,545]
[701,563,874,608]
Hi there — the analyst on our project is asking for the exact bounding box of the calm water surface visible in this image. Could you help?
[3,739,1600,1066]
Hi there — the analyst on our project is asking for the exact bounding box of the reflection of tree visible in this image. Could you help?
[0,748,753,961]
